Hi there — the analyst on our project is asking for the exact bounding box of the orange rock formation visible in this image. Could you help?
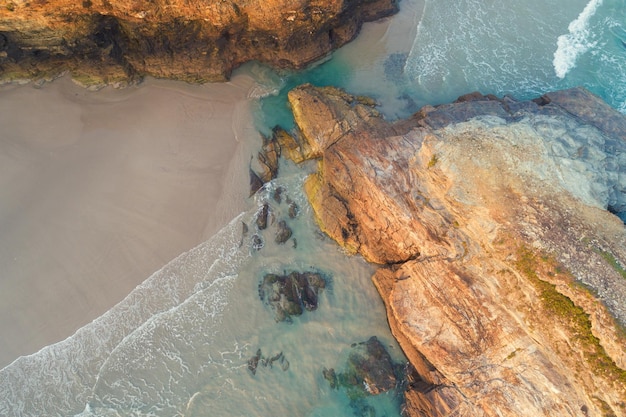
[284,84,626,416]
[0,0,397,85]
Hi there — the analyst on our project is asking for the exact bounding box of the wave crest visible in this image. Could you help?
[553,0,603,79]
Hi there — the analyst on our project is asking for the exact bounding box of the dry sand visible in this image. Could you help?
[0,74,258,368]
[0,0,425,369]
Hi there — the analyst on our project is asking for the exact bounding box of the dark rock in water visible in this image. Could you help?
[248,348,262,375]
[287,198,299,219]
[258,270,328,322]
[383,52,408,81]
[239,221,249,247]
[247,348,289,376]
[325,336,398,399]
[249,168,265,196]
[275,220,292,244]
[323,367,338,389]
[251,234,264,251]
[273,186,285,204]
[256,204,270,230]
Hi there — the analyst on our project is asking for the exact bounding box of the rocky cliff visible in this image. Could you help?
[281,84,626,416]
[0,0,396,85]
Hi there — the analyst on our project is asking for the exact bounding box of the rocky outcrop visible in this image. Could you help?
[0,0,397,85]
[286,84,626,416]
[258,270,328,322]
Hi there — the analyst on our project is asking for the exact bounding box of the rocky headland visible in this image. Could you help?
[276,84,626,416]
[0,0,396,85]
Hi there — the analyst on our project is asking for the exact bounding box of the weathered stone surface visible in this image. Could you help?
[0,0,398,85]
[288,84,626,416]
[258,270,327,322]
[274,219,293,244]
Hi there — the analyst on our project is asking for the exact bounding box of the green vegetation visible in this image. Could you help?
[427,154,438,168]
[505,349,518,361]
[595,247,626,280]
[515,246,626,386]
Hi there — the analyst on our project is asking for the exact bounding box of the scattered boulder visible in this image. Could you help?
[239,221,249,247]
[251,234,264,251]
[256,203,270,230]
[273,186,285,204]
[287,198,299,219]
[247,348,262,375]
[275,220,292,244]
[258,271,328,322]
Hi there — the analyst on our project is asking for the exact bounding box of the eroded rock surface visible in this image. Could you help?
[287,84,626,416]
[0,0,397,85]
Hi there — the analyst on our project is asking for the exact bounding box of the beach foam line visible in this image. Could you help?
[553,0,603,79]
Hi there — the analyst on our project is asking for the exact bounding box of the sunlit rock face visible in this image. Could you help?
[285,84,626,416]
[0,0,397,85]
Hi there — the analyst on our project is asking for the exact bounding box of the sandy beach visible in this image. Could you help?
[0,0,425,371]
[0,74,257,368]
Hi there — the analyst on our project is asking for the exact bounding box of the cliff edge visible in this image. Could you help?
[283,84,626,416]
[0,0,396,85]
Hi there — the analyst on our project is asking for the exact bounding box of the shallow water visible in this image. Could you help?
[0,162,406,417]
[2,0,626,416]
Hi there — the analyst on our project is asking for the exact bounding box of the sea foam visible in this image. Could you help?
[0,211,249,417]
[553,0,603,79]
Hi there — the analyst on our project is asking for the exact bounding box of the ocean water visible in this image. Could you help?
[257,0,626,129]
[2,0,626,416]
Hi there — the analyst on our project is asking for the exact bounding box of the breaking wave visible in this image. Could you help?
[553,0,604,79]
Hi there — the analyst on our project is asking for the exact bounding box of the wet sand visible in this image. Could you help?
[0,75,257,368]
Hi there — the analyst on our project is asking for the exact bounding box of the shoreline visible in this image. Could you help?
[0,0,426,369]
[0,74,257,368]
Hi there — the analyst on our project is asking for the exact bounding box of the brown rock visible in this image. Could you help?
[275,219,292,244]
[0,0,398,85]
[288,85,626,416]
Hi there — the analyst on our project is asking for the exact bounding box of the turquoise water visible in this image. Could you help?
[2,0,626,416]
[257,0,626,128]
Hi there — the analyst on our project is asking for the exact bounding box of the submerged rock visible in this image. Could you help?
[288,84,626,417]
[247,348,289,376]
[258,271,328,322]
[272,186,285,204]
[324,336,400,400]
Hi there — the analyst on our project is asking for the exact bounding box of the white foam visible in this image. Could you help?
[0,210,252,417]
[553,0,603,79]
